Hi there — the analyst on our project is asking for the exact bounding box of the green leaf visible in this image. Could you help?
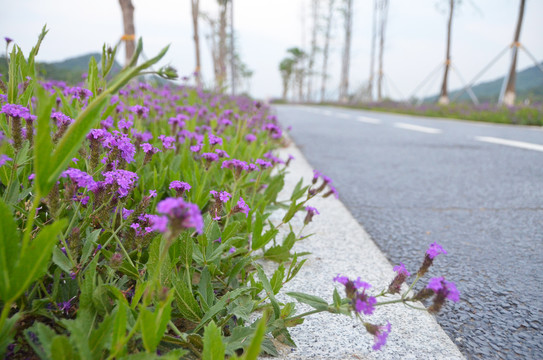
[290,178,309,202]
[89,312,113,358]
[270,265,285,295]
[50,335,75,360]
[139,294,173,353]
[61,318,92,360]
[34,86,60,196]
[281,201,305,224]
[221,221,240,241]
[333,288,342,308]
[110,302,128,357]
[251,211,263,250]
[202,321,225,360]
[0,198,20,301]
[171,276,202,322]
[0,313,20,358]
[194,288,250,332]
[178,233,193,268]
[86,56,99,99]
[286,292,329,311]
[11,219,67,302]
[24,322,56,360]
[255,264,280,319]
[242,312,268,360]
[52,246,73,274]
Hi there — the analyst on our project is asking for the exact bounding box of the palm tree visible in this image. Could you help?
[320,0,335,103]
[190,0,202,87]
[279,58,296,100]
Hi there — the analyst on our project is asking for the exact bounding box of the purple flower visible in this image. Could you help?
[201,152,219,163]
[118,118,133,130]
[51,111,74,126]
[5,37,13,44]
[263,123,282,139]
[169,181,191,193]
[1,103,31,119]
[355,295,376,315]
[353,277,371,290]
[130,105,149,118]
[208,133,223,146]
[304,206,319,225]
[150,215,169,233]
[102,169,138,197]
[155,197,204,234]
[365,322,392,351]
[215,149,229,158]
[426,242,447,259]
[245,134,257,142]
[333,274,349,285]
[0,154,13,167]
[148,189,157,198]
[158,135,176,150]
[256,159,273,169]
[427,277,460,302]
[61,168,95,188]
[393,263,410,277]
[141,143,160,154]
[190,144,202,153]
[122,208,134,219]
[229,247,236,254]
[210,190,231,203]
[232,197,250,217]
[68,87,93,101]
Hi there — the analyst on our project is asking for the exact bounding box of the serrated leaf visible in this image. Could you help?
[139,294,173,353]
[270,265,285,295]
[50,335,74,360]
[194,288,250,332]
[110,302,128,357]
[202,321,225,360]
[171,276,202,323]
[52,246,73,274]
[0,313,20,358]
[242,312,268,360]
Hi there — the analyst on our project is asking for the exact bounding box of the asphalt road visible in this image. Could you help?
[274,105,543,360]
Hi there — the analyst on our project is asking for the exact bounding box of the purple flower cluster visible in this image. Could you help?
[153,197,203,234]
[334,275,376,316]
[364,322,392,351]
[231,197,250,217]
[169,181,191,196]
[61,168,95,188]
[427,277,460,302]
[101,169,139,197]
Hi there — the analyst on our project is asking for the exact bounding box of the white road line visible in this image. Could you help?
[323,110,333,116]
[475,136,543,152]
[356,116,381,124]
[394,122,442,134]
[337,113,352,119]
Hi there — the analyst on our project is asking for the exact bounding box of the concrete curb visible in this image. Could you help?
[261,139,465,360]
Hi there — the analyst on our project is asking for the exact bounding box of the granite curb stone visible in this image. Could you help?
[259,138,465,360]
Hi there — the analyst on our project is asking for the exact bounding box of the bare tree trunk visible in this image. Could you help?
[320,0,335,103]
[502,0,526,106]
[230,0,236,96]
[217,0,228,91]
[307,0,320,102]
[338,0,353,103]
[119,0,135,66]
[299,2,306,102]
[368,0,378,101]
[438,0,454,105]
[377,0,388,101]
[191,0,202,87]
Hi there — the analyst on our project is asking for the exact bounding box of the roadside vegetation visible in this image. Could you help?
[0,29,459,359]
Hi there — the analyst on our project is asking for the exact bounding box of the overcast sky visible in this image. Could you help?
[1,0,542,100]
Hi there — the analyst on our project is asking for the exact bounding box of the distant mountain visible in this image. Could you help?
[424,62,543,103]
[0,53,122,84]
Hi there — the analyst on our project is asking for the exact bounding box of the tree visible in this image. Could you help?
[502,0,526,106]
[118,0,135,66]
[320,0,335,102]
[287,47,306,102]
[230,0,236,96]
[217,0,229,91]
[191,0,202,87]
[279,57,296,100]
[338,0,353,103]
[368,0,378,101]
[438,0,455,105]
[377,0,389,101]
[306,0,321,102]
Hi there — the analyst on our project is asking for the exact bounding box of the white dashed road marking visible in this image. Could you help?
[475,136,543,152]
[394,122,442,134]
[356,116,381,124]
[337,113,352,119]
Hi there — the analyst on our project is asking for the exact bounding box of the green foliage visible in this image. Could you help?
[0,29,337,358]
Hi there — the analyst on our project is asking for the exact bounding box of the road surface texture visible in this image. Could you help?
[274,105,543,360]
